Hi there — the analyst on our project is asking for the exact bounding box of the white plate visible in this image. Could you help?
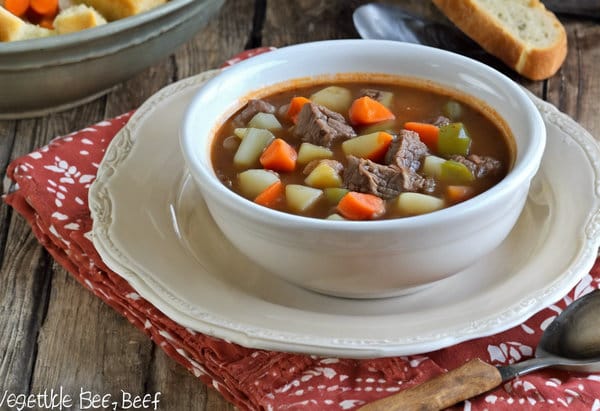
[89,71,600,358]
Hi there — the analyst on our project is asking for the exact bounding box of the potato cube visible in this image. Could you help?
[396,192,445,216]
[422,155,446,178]
[238,169,280,199]
[341,131,393,161]
[297,142,333,164]
[233,128,275,168]
[248,112,282,130]
[304,163,343,188]
[310,86,352,114]
[285,184,323,213]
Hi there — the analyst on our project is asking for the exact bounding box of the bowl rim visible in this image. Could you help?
[0,0,195,54]
[181,39,546,232]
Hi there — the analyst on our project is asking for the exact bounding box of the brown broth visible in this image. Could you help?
[211,81,513,220]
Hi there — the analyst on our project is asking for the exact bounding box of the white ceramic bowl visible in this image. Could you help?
[181,40,546,299]
[0,0,223,119]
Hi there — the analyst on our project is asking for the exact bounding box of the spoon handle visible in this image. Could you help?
[358,359,502,411]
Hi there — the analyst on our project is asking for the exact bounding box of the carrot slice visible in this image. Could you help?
[348,96,395,126]
[29,0,57,16]
[5,0,30,16]
[404,122,440,151]
[446,185,474,204]
[259,138,297,172]
[254,181,284,208]
[336,191,385,220]
[38,15,54,29]
[286,96,311,124]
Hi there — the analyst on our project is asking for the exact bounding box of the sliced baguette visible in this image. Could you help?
[73,0,166,21]
[0,6,53,42]
[432,0,567,80]
[54,4,107,34]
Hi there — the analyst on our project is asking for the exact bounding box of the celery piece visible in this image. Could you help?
[324,188,349,204]
[438,122,471,156]
[233,128,275,168]
[442,101,463,120]
[440,160,475,185]
[360,119,396,135]
[248,112,282,130]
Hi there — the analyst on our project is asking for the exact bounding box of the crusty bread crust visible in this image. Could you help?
[0,6,53,41]
[0,7,25,42]
[432,0,567,80]
[54,4,107,34]
[74,0,166,21]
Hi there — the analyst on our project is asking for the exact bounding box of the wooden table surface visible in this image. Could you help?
[1,1,599,410]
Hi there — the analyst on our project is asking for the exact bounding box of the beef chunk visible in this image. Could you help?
[360,88,388,103]
[293,103,356,147]
[449,154,502,178]
[431,115,451,127]
[344,156,403,199]
[384,129,429,171]
[234,99,276,125]
[303,159,344,175]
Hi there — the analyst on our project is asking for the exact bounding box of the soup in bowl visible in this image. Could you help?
[181,40,545,298]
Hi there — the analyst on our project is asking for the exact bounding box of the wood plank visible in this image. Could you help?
[0,214,52,394]
[173,0,256,78]
[546,20,600,136]
[30,263,154,399]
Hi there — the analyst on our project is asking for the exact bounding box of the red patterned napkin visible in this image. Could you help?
[4,50,600,410]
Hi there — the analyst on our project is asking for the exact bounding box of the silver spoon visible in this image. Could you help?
[359,289,600,411]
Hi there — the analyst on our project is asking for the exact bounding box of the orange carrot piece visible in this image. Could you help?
[5,0,30,17]
[446,185,474,204]
[29,0,57,16]
[286,96,311,123]
[348,96,395,126]
[260,138,297,172]
[336,192,385,220]
[404,122,439,151]
[254,181,284,208]
[38,15,54,29]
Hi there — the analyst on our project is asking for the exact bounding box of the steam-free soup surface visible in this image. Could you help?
[211,81,512,220]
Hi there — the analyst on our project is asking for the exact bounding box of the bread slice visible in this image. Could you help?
[432,0,567,80]
[54,4,107,34]
[0,7,53,42]
[74,0,166,21]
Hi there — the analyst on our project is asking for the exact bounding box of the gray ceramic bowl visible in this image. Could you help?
[0,0,223,119]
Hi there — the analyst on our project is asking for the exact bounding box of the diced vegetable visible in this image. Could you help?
[310,86,353,114]
[254,181,285,208]
[286,184,323,213]
[233,128,275,168]
[324,187,349,204]
[304,163,343,188]
[446,185,475,204]
[438,123,471,156]
[5,0,29,16]
[259,138,297,172]
[360,119,396,135]
[404,122,439,151]
[337,192,385,220]
[326,213,346,220]
[443,101,463,120]
[341,131,394,161]
[297,142,333,164]
[396,193,445,216]
[422,155,446,178]
[30,0,58,16]
[348,96,396,126]
[287,96,311,123]
[439,160,475,184]
[233,128,249,139]
[371,90,394,108]
[238,169,280,199]
[248,112,282,130]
